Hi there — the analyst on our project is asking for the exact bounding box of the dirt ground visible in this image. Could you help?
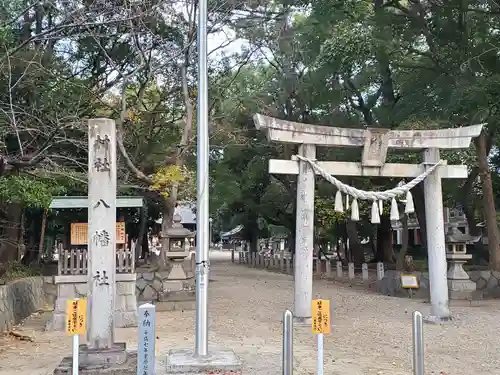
[1,252,499,375]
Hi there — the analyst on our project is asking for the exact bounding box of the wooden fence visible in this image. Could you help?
[57,243,135,275]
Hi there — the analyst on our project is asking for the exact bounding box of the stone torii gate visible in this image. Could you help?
[253,114,483,323]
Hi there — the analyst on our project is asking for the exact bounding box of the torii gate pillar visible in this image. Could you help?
[294,144,316,323]
[254,114,483,323]
[423,148,449,319]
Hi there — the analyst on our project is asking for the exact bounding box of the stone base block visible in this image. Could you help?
[423,315,453,324]
[152,290,195,311]
[377,270,430,299]
[115,310,139,328]
[155,300,196,312]
[293,316,311,326]
[46,313,65,331]
[54,346,136,375]
[80,343,128,366]
[159,290,195,302]
[165,349,242,374]
[50,278,138,331]
[448,279,476,300]
[49,310,137,331]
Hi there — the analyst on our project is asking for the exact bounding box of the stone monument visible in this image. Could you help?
[54,118,136,375]
[446,226,479,300]
[158,213,195,309]
[254,113,483,323]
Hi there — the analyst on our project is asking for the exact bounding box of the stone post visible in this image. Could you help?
[362,263,369,282]
[294,144,316,323]
[316,258,322,277]
[423,148,451,320]
[191,252,196,275]
[325,260,331,278]
[280,251,285,272]
[87,118,117,350]
[138,304,156,375]
[376,262,384,280]
[348,263,355,280]
[252,253,256,267]
[336,261,342,278]
[231,248,235,263]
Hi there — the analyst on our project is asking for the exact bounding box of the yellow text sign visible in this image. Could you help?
[66,298,87,335]
[312,299,331,334]
[401,274,419,289]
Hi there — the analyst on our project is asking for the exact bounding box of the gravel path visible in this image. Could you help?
[1,253,499,375]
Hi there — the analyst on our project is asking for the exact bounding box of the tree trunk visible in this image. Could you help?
[0,203,22,263]
[38,209,48,261]
[346,220,364,265]
[412,185,427,249]
[159,199,175,268]
[396,214,409,270]
[136,206,148,261]
[141,232,149,260]
[460,168,481,237]
[250,230,259,253]
[475,131,500,269]
[376,214,393,262]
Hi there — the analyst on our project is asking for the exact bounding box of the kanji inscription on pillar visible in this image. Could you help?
[87,118,117,349]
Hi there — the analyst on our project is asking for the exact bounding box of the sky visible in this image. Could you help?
[207,23,248,61]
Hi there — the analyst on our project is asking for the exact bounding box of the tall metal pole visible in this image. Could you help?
[282,310,293,375]
[195,0,209,357]
[209,218,213,246]
[412,311,424,375]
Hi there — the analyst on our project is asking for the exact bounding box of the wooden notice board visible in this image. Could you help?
[70,222,126,245]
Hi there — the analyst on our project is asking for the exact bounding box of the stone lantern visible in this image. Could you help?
[445,226,479,299]
[164,213,195,280]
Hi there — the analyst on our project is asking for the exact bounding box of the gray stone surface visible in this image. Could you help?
[53,350,137,375]
[468,270,500,298]
[448,279,476,300]
[80,343,128,366]
[5,255,500,375]
[377,270,430,299]
[50,279,138,331]
[165,349,242,374]
[238,254,500,301]
[44,276,57,306]
[155,300,195,312]
[136,269,195,307]
[0,277,47,332]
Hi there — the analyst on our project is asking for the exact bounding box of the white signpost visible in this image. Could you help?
[137,303,156,375]
[254,114,483,323]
